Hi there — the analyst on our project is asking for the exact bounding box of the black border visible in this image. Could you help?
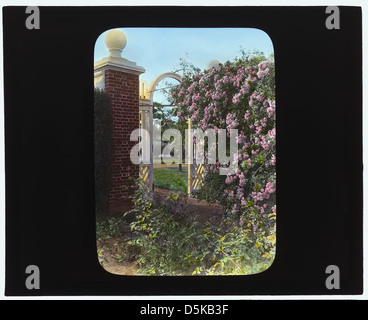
[3,6,363,296]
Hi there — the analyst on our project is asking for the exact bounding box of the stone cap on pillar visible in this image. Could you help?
[94,29,145,76]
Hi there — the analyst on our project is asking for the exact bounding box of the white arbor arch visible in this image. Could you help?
[140,72,183,104]
[138,72,182,192]
[139,72,206,195]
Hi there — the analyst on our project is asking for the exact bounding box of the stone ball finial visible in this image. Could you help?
[105,29,127,58]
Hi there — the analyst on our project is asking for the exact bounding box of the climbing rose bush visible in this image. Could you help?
[170,53,276,250]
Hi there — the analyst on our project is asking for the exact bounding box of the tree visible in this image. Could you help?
[153,102,186,170]
[153,102,176,132]
[94,88,112,216]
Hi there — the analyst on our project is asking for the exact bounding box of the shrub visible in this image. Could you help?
[94,88,113,216]
[192,170,227,206]
[96,216,127,242]
[170,51,276,234]
[126,181,275,276]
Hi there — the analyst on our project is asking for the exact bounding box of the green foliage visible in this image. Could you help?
[200,216,276,275]
[96,177,275,275]
[96,215,132,242]
[94,88,112,216]
[153,101,187,160]
[153,102,176,133]
[192,170,227,206]
[125,185,199,275]
[125,180,275,276]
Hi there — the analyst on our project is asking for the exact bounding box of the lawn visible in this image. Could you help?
[153,166,187,193]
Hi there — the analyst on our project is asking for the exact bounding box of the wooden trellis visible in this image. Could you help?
[190,164,205,192]
[187,118,206,195]
[139,164,152,191]
[139,104,153,192]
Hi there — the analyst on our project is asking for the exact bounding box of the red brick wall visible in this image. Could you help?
[104,69,140,214]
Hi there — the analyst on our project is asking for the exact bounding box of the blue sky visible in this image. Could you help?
[94,28,274,104]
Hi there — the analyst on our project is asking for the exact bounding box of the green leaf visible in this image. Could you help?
[170,193,179,200]
[255,242,262,248]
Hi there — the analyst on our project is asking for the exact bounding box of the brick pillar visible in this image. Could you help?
[94,29,145,215]
[105,70,140,213]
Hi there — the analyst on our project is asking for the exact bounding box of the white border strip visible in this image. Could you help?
[0,1,365,6]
